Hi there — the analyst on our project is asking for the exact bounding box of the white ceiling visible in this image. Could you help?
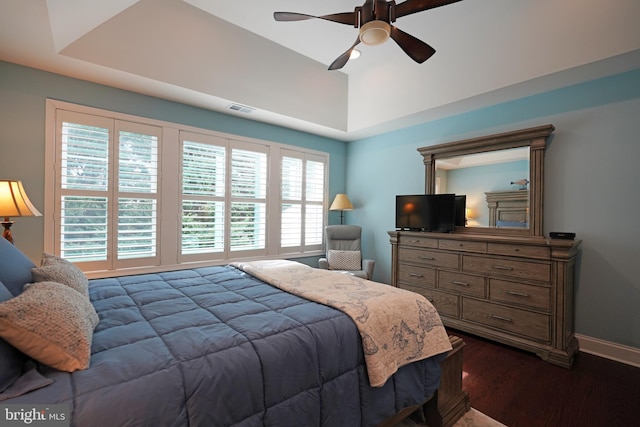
[1,0,639,141]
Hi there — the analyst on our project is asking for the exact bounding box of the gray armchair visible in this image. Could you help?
[318,225,375,279]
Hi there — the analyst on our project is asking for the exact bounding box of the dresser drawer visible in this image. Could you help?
[438,270,486,298]
[399,247,459,269]
[462,255,550,282]
[398,235,438,248]
[462,298,550,342]
[401,285,460,319]
[489,279,551,311]
[397,264,436,288]
[488,243,550,259]
[439,239,487,253]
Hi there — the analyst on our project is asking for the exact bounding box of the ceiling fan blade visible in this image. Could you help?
[395,0,462,19]
[389,26,436,63]
[274,11,356,25]
[328,38,362,71]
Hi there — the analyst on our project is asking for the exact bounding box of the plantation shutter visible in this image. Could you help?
[281,156,303,248]
[229,143,268,254]
[280,150,326,252]
[116,125,159,261]
[58,114,110,264]
[305,159,325,246]
[180,133,226,258]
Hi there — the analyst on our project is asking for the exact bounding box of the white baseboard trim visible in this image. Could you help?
[576,334,640,368]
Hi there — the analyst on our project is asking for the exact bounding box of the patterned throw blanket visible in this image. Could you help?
[231,260,452,387]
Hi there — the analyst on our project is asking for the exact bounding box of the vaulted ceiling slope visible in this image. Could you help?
[1,0,639,141]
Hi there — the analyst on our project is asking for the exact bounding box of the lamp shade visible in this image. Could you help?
[0,180,42,217]
[329,194,353,211]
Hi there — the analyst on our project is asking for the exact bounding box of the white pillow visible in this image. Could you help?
[0,281,99,372]
[32,253,89,298]
[327,250,362,271]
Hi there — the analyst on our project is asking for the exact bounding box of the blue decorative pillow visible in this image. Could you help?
[0,281,26,393]
[0,237,35,296]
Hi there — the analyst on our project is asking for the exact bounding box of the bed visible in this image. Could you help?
[0,238,468,427]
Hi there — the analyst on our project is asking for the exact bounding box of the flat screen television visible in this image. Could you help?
[396,194,456,232]
[454,195,466,227]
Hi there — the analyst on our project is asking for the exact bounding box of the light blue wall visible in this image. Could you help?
[0,61,347,262]
[347,68,640,349]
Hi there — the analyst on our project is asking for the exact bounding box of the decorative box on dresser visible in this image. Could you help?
[388,231,581,368]
[393,124,582,368]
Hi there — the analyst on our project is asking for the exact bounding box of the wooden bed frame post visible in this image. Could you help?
[424,336,470,427]
[376,336,469,427]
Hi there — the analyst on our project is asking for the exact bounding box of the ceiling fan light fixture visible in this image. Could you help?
[359,20,390,46]
[349,49,361,59]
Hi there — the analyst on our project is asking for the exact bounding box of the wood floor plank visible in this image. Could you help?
[448,328,640,427]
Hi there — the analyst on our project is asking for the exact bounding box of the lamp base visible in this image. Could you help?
[1,219,14,244]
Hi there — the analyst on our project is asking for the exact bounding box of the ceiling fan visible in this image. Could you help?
[274,0,462,70]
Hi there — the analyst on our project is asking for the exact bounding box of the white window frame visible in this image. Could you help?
[45,99,329,278]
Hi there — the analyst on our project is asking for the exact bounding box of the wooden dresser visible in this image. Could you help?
[389,230,581,368]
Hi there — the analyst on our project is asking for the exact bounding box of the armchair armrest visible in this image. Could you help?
[318,258,329,270]
[362,259,375,280]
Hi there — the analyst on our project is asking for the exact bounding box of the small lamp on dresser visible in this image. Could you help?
[0,180,42,244]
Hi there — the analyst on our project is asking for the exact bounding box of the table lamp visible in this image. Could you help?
[0,180,42,244]
[329,194,353,225]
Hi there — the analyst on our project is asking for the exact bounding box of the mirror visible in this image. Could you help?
[435,147,530,229]
[418,125,555,237]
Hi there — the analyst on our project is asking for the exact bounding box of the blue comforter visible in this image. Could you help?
[7,266,444,426]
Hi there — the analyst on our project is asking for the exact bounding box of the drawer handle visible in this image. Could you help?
[492,265,514,271]
[451,280,469,287]
[490,314,513,323]
[506,291,530,298]
[408,273,425,278]
[419,256,435,260]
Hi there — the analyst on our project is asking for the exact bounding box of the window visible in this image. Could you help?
[54,110,160,271]
[46,100,328,275]
[178,133,269,261]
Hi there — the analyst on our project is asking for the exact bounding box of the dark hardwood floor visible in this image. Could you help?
[448,329,640,427]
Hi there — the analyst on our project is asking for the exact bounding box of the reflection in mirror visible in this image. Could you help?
[435,147,530,228]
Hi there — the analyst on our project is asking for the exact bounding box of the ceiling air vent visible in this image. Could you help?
[227,103,255,114]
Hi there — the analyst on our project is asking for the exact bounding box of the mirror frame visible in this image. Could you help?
[418,124,555,237]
